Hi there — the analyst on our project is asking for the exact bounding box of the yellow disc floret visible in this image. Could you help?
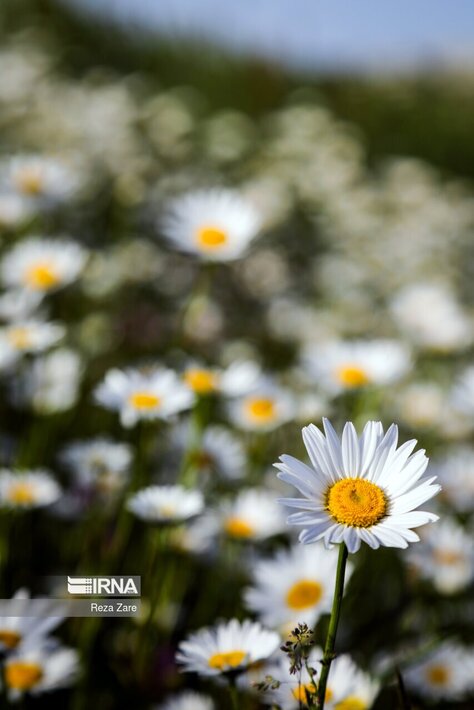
[426,664,450,686]
[24,262,60,290]
[208,650,246,671]
[224,516,255,539]
[336,365,370,388]
[245,397,277,423]
[292,683,317,704]
[5,661,43,691]
[129,392,161,410]
[6,483,37,506]
[184,368,217,395]
[197,226,228,250]
[0,630,21,650]
[334,697,368,710]
[326,478,388,528]
[286,580,323,611]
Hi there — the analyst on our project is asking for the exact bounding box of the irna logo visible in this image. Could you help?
[67,576,140,597]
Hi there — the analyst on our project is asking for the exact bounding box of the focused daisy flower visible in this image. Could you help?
[176,618,279,677]
[218,488,286,542]
[406,518,474,595]
[172,423,245,480]
[157,691,214,710]
[228,377,295,432]
[182,359,259,397]
[432,447,474,512]
[161,188,262,262]
[1,154,80,206]
[0,320,65,355]
[0,590,65,653]
[451,366,474,418]
[127,485,204,524]
[276,419,440,553]
[95,367,194,427]
[0,470,61,510]
[245,545,353,632]
[303,340,411,393]
[60,438,132,495]
[404,642,474,701]
[1,237,88,293]
[3,640,79,700]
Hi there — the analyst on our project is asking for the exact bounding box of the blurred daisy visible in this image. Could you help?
[157,691,214,710]
[218,488,286,542]
[0,320,64,355]
[433,447,474,512]
[0,470,61,510]
[0,590,65,653]
[0,192,33,229]
[95,367,194,427]
[176,618,279,677]
[127,485,204,524]
[3,640,79,700]
[406,518,474,594]
[1,237,88,293]
[182,359,259,397]
[304,340,410,393]
[60,438,132,494]
[1,154,80,206]
[0,289,42,322]
[404,642,474,701]
[229,377,295,432]
[161,189,262,262]
[245,545,353,632]
[451,366,474,418]
[172,423,245,480]
[276,419,439,553]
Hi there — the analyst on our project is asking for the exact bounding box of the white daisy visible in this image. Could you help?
[0,470,61,510]
[406,518,474,595]
[218,488,287,542]
[270,646,322,709]
[127,485,204,524]
[432,447,474,512]
[0,192,33,229]
[172,423,246,480]
[0,590,65,653]
[176,618,279,677]
[59,437,132,493]
[3,640,79,700]
[276,419,440,554]
[95,367,194,427]
[451,365,474,418]
[0,320,65,354]
[182,359,259,397]
[404,642,474,701]
[161,188,262,262]
[1,154,80,206]
[1,237,88,293]
[0,289,42,322]
[228,377,295,432]
[245,545,353,632]
[156,691,214,710]
[303,340,411,393]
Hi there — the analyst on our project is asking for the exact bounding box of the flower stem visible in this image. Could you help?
[228,677,240,710]
[316,542,348,709]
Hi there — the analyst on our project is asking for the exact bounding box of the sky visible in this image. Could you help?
[59,0,474,73]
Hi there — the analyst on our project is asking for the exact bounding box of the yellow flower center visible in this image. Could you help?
[157,504,176,518]
[184,368,217,394]
[24,262,60,291]
[208,650,247,671]
[326,478,388,528]
[129,392,161,410]
[434,549,463,566]
[292,683,317,703]
[197,225,228,251]
[14,168,44,196]
[245,397,277,423]
[224,516,255,539]
[426,664,450,686]
[6,483,36,506]
[286,580,323,610]
[5,661,43,691]
[335,697,368,710]
[0,630,21,649]
[7,327,33,350]
[336,365,370,388]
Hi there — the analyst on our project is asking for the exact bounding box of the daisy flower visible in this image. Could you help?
[228,377,295,432]
[269,646,322,709]
[406,518,474,595]
[95,367,194,427]
[404,642,474,701]
[218,488,286,542]
[0,289,42,322]
[3,640,79,700]
[1,154,80,206]
[127,485,204,524]
[182,359,259,397]
[276,419,440,554]
[432,447,474,512]
[245,545,353,631]
[157,691,214,710]
[0,590,65,653]
[0,191,33,229]
[0,470,61,510]
[0,320,65,354]
[161,188,262,262]
[176,618,279,677]
[303,340,411,393]
[172,423,246,480]
[1,237,88,293]
[60,438,132,494]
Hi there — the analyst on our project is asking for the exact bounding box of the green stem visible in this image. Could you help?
[228,677,240,710]
[316,542,348,710]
